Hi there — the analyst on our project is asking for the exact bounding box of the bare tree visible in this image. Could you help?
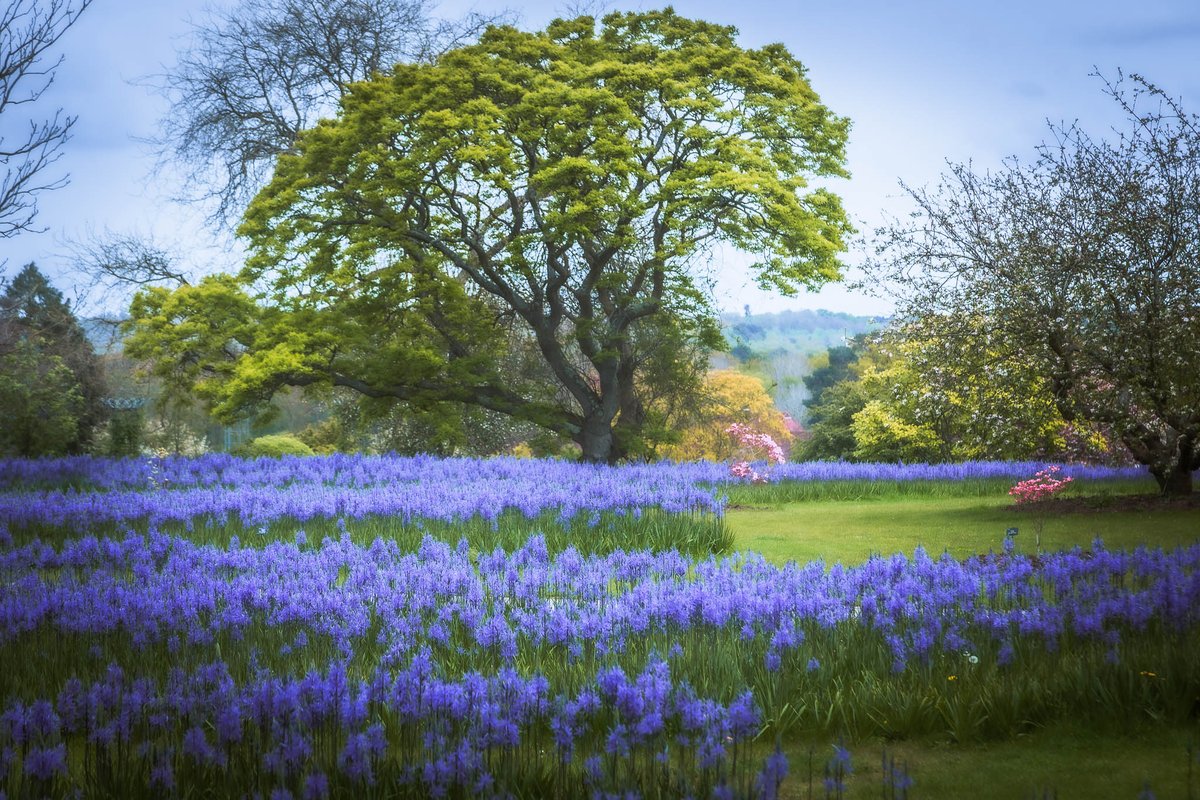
[148,0,509,227]
[0,0,92,239]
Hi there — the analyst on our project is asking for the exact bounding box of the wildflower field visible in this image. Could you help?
[1,455,1198,799]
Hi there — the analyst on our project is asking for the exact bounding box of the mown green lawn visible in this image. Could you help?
[776,721,1195,799]
[729,494,1200,566]
[727,484,1200,798]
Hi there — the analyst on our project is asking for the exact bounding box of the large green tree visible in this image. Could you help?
[866,74,1200,494]
[127,9,852,463]
[0,263,105,455]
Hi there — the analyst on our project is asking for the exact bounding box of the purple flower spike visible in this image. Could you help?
[304,772,330,800]
[23,743,67,781]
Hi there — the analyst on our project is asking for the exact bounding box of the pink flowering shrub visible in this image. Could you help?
[1009,465,1074,504]
[726,423,786,484]
[728,461,754,479]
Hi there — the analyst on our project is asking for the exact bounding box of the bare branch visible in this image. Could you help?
[70,230,192,292]
[143,0,513,228]
[0,0,92,238]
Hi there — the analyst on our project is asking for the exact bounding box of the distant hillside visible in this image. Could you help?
[717,309,885,422]
[722,308,884,358]
[82,310,880,427]
[85,309,883,364]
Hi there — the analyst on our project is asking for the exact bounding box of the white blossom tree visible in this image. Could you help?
[867,74,1200,494]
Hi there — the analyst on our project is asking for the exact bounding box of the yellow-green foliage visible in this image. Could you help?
[802,320,1069,462]
[509,442,536,459]
[857,321,1063,461]
[660,370,791,462]
[850,399,942,462]
[232,433,315,458]
[840,321,1065,460]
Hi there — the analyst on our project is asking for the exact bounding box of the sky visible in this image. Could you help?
[3,0,1199,318]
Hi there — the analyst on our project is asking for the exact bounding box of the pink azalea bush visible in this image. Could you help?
[1009,465,1074,504]
[726,422,786,484]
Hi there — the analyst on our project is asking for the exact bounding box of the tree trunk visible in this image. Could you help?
[578,410,616,464]
[1148,433,1196,496]
[1122,428,1196,497]
[1156,468,1193,496]
[1151,446,1196,496]
[611,346,647,462]
[576,361,626,464]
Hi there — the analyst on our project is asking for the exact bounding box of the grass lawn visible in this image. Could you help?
[777,722,1196,799]
[728,481,1200,798]
[729,493,1200,566]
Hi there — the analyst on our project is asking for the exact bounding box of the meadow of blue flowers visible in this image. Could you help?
[0,455,1196,798]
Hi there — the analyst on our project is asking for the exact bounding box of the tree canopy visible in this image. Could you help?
[128,9,852,463]
[795,327,1127,465]
[845,323,1065,463]
[865,74,1199,493]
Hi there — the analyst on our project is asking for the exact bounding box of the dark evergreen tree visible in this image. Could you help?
[802,344,859,423]
[0,263,106,454]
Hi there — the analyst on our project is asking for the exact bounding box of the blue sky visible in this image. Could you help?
[3,0,1199,316]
